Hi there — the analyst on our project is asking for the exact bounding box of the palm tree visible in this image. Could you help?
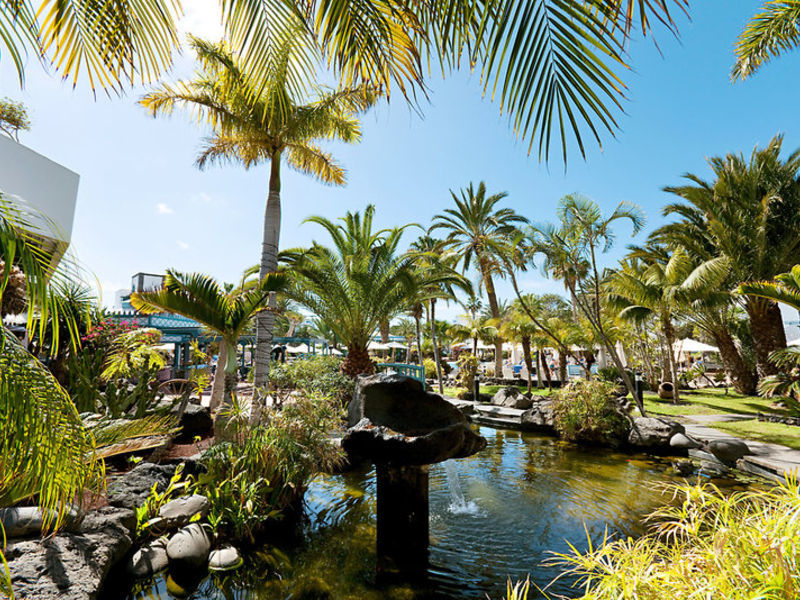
[431,181,528,378]
[739,264,800,312]
[447,314,498,357]
[659,135,800,376]
[130,269,285,417]
[733,1,800,81]
[498,307,538,393]
[141,36,374,403]
[408,235,471,393]
[281,205,419,377]
[530,194,646,411]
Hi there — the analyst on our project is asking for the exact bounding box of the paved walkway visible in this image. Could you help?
[680,413,800,481]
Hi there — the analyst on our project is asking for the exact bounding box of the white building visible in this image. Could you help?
[0,136,80,269]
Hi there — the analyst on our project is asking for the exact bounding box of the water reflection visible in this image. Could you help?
[120,426,751,600]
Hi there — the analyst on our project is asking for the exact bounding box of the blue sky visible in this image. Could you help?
[2,1,800,320]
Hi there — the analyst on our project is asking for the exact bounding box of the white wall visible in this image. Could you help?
[0,136,80,259]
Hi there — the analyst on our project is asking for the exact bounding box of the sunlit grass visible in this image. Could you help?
[643,388,787,417]
[711,419,800,451]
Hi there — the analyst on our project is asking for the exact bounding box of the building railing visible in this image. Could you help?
[376,362,425,383]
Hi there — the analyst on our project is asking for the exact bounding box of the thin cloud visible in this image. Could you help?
[177,241,190,250]
[157,203,174,215]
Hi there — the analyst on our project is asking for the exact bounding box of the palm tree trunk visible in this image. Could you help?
[480,263,504,378]
[535,350,543,389]
[380,319,390,343]
[429,299,445,394]
[521,336,533,394]
[209,338,227,413]
[413,305,424,367]
[540,349,553,391]
[711,328,757,395]
[342,344,374,377]
[558,347,567,385]
[662,316,681,404]
[252,155,282,422]
[745,297,787,377]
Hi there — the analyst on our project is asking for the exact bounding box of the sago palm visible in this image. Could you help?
[130,269,285,417]
[658,135,800,376]
[281,205,419,377]
[141,35,374,401]
[431,181,528,378]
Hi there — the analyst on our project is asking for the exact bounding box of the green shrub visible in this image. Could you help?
[552,379,628,446]
[545,479,800,600]
[423,358,436,378]
[457,354,478,390]
[198,394,343,542]
[290,356,355,406]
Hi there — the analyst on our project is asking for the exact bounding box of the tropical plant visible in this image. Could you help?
[197,394,342,542]
[431,181,528,376]
[551,478,800,599]
[408,235,471,393]
[282,205,420,377]
[659,135,800,376]
[141,36,374,401]
[130,269,285,418]
[447,313,498,357]
[530,194,645,411]
[733,0,800,81]
[739,264,800,312]
[2,0,688,161]
[0,97,29,141]
[757,347,800,415]
[0,334,103,530]
[552,379,628,446]
[497,306,538,393]
[285,355,354,406]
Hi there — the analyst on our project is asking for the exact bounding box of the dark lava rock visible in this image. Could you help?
[5,507,134,600]
[176,404,213,442]
[520,400,556,432]
[627,417,685,448]
[708,438,751,464]
[0,506,81,539]
[107,463,176,510]
[492,387,533,410]
[343,373,486,466]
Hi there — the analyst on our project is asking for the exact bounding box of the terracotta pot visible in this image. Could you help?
[657,381,674,400]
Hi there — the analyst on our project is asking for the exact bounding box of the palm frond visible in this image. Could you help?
[733,0,800,81]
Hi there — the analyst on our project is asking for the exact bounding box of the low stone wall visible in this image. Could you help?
[757,412,800,427]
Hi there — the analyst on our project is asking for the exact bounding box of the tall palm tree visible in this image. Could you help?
[740,264,800,312]
[447,314,498,357]
[281,205,420,377]
[130,269,285,416]
[733,1,800,81]
[530,194,646,411]
[658,135,800,376]
[498,307,538,393]
[431,181,528,378]
[141,36,374,404]
[408,235,471,393]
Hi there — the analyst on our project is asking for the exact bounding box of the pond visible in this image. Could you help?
[118,426,751,600]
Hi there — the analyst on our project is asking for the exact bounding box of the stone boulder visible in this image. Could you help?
[176,404,213,442]
[708,438,751,464]
[627,417,685,448]
[5,507,134,600]
[208,546,243,572]
[343,373,486,466]
[670,432,701,450]
[491,387,533,410]
[158,494,209,530]
[166,523,211,571]
[0,506,80,539]
[127,538,169,578]
[520,400,556,432]
[107,463,175,510]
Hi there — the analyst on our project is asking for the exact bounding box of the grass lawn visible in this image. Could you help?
[710,419,800,451]
[643,388,788,418]
[441,384,552,399]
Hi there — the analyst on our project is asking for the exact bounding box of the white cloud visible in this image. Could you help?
[157,203,174,215]
[178,0,224,39]
[177,241,190,250]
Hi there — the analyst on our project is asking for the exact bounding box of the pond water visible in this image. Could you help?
[119,426,751,600]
